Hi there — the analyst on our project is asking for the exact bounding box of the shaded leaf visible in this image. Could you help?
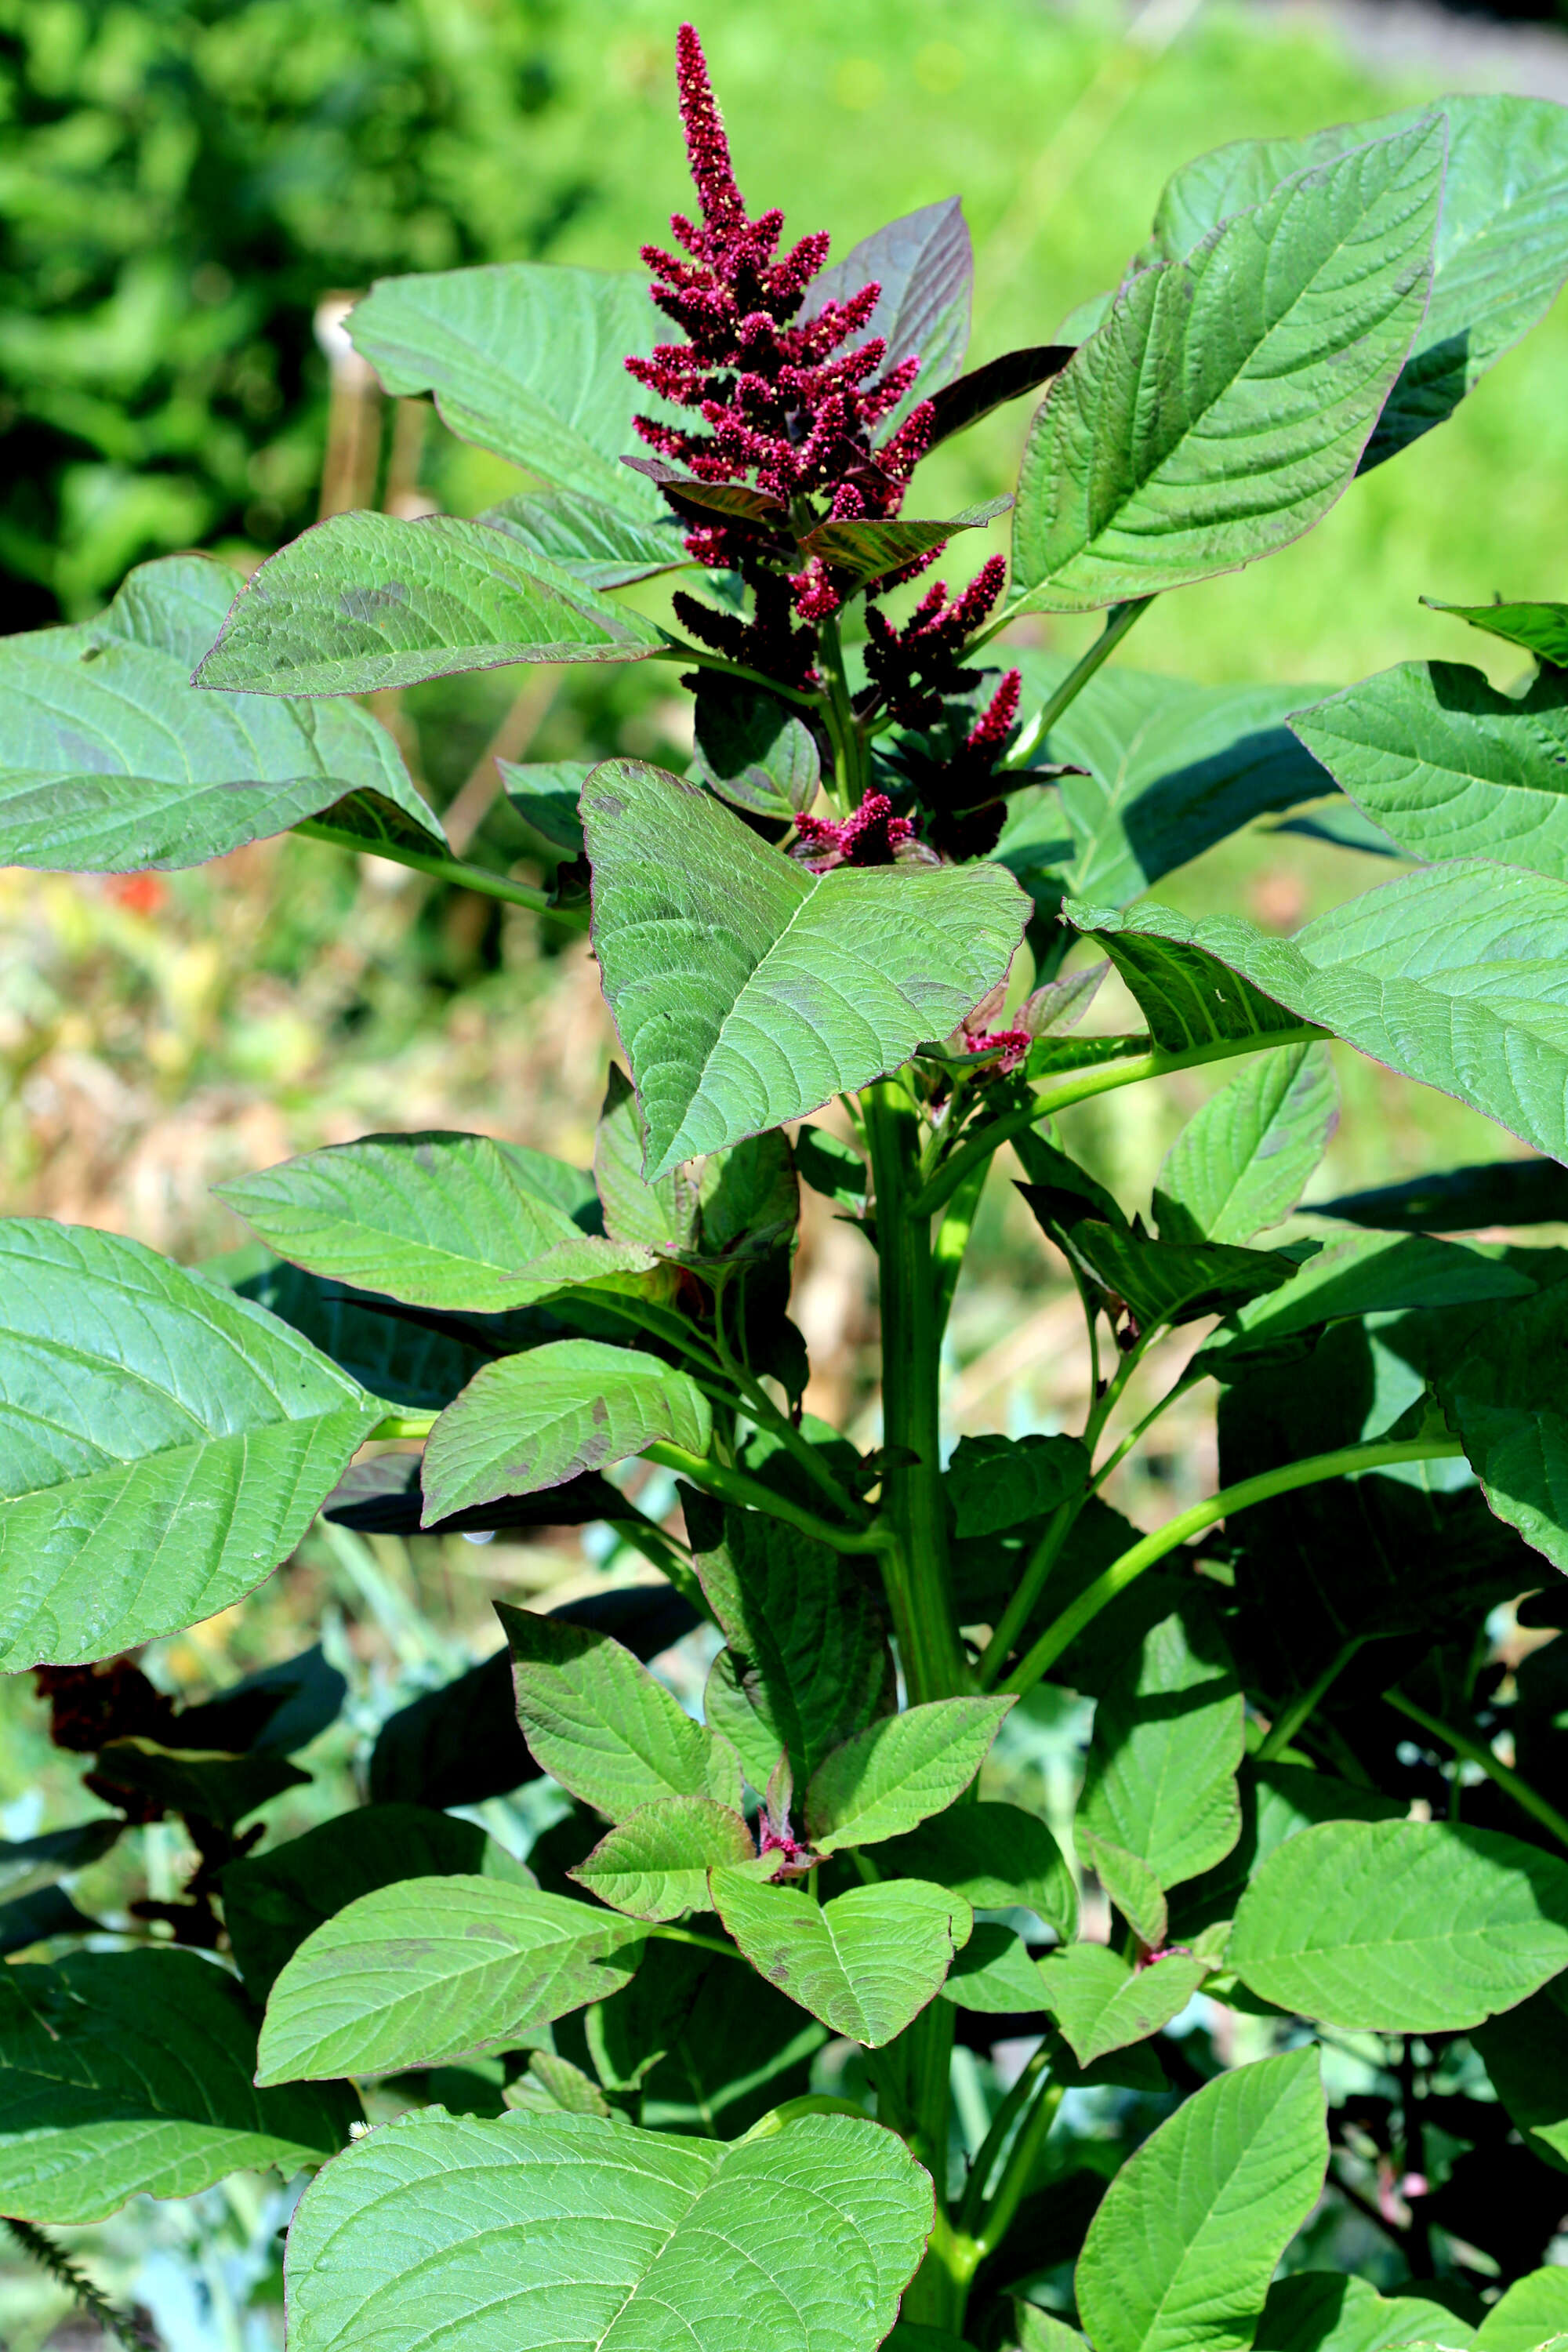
[804,1697,1014,1855]
[689,671,821,820]
[939,1923,1049,2014]
[696,1129,800,1257]
[945,1433,1088,1539]
[1078,1832,1168,1951]
[0,1821,122,1907]
[0,1221,382,1669]
[0,1949,354,2223]
[256,1875,648,2083]
[924,345,1075,449]
[593,1063,700,1252]
[1011,123,1443,610]
[326,1454,622,1539]
[1229,1817,1568,2029]
[1314,1157,1568,1232]
[1203,1229,1534,1365]
[0,1886,99,1956]
[632,1946,828,2138]
[1038,1944,1206,2064]
[1474,1983,1568,2171]
[1076,2049,1328,2352]
[1079,1606,1245,1890]
[1424,597,1568,670]
[584,760,1026,1178]
[1156,1044,1338,1243]
[499,1601,739,1822]
[421,1339,710,1520]
[1020,1195,1297,1330]
[711,1871,968,2046]
[284,2107,934,2352]
[1254,2269,1474,2352]
[794,1125,867,1208]
[195,513,666,697]
[216,1246,496,1412]
[498,757,591,851]
[89,1740,308,1827]
[572,1797,759,1922]
[1170,1762,1404,1945]
[1443,1286,1568,1568]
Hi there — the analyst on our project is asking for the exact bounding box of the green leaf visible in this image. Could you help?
[626,1944,828,2137]
[1256,2270,1477,2352]
[1170,1762,1403,1944]
[1203,1229,1535,1364]
[945,1433,1089,1539]
[89,1740,308,1826]
[697,1130,800,1257]
[939,1923,1049,2013]
[481,490,691,587]
[1038,1944,1207,2063]
[794,1124,868,1207]
[421,1340,710,1522]
[499,1601,740,1823]
[1424,597,1568,670]
[593,1064,700,1251]
[1228,1818,1568,2029]
[0,1221,383,1669]
[1145,96,1568,472]
[870,1802,1076,1936]
[1022,1205,1298,1332]
[285,2106,935,2352]
[220,1802,532,2003]
[0,1821,122,1906]
[688,1497,894,1790]
[347,263,668,516]
[804,1697,1014,1856]
[1078,1605,1245,1889]
[799,498,1011,589]
[1156,1044,1338,1243]
[194,513,666,697]
[498,757,590,852]
[1011,122,1443,611]
[1076,2049,1328,2352]
[1014,2312,1091,2352]
[689,672,821,822]
[0,1949,354,2223]
[0,1886,98,1956]
[1291,663,1568,880]
[1443,1286,1568,1568]
[804,198,973,431]
[997,656,1334,910]
[1077,1832,1169,1951]
[1069,869,1568,1163]
[571,1798,759,1922]
[1313,1158,1568,1234]
[1474,1982,1568,2170]
[0,554,441,872]
[256,1874,648,2084]
[1472,2272,1568,2352]
[216,1131,652,1314]
[711,1872,969,2046]
[583,760,1026,1178]
[212,1246,496,1412]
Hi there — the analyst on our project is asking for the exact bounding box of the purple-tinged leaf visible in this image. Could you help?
[924,345,1076,451]
[804,198,974,429]
[799,495,1011,588]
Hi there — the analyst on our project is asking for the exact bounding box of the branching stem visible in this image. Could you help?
[295,820,588,926]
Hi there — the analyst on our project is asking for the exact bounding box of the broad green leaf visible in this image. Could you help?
[1156,1044,1338,1243]
[0,1820,122,1906]
[593,1064,700,1252]
[1015,2313,1092,2352]
[220,1802,532,2002]
[256,1875,648,2084]
[571,1798,759,1922]
[1443,1287,1568,1568]
[194,513,666,697]
[583,760,1026,1178]
[89,1740,307,1826]
[688,1497,894,1789]
[1291,663,1568,879]
[945,1433,1089,1538]
[499,1601,740,1822]
[1203,1229,1535,1363]
[1077,1832,1168,1951]
[284,2106,935,2352]
[996,657,1334,910]
[1145,96,1568,472]
[1229,1818,1568,2029]
[1256,2270,1476,2352]
[1313,1157,1568,1232]
[1474,1983,1568,2169]
[1171,1762,1403,1942]
[0,554,441,873]
[1078,1606,1245,1890]
[804,198,973,432]
[0,1950,354,2223]
[421,1339,710,1521]
[505,2050,615,2119]
[939,1923,1050,2013]
[1076,2049,1328,2352]
[1038,1944,1207,2063]
[1472,2272,1568,2352]
[1069,867,1568,1163]
[498,757,591,851]
[1011,123,1443,611]
[481,490,690,587]
[0,1221,383,1669]
[216,1131,652,1314]
[347,263,669,515]
[689,671,821,822]
[1424,597,1568,670]
[212,1245,496,1412]
[799,497,1011,588]
[805,1697,1014,1856]
[696,1129,800,1258]
[711,1872,969,2046]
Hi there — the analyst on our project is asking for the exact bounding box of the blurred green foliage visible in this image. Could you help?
[0,0,586,622]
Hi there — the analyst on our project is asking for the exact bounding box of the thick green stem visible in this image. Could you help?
[931,1158,988,1346]
[1002,1439,1465,1698]
[295,821,587,925]
[893,2000,966,2331]
[1385,1687,1568,1850]
[911,1025,1326,1220]
[957,2041,1051,2235]
[862,1078,970,1702]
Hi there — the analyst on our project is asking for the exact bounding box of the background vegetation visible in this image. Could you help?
[3,2,1566,2343]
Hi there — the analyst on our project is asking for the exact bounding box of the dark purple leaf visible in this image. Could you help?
[925,345,1076,451]
[804,198,974,426]
[621,456,787,524]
